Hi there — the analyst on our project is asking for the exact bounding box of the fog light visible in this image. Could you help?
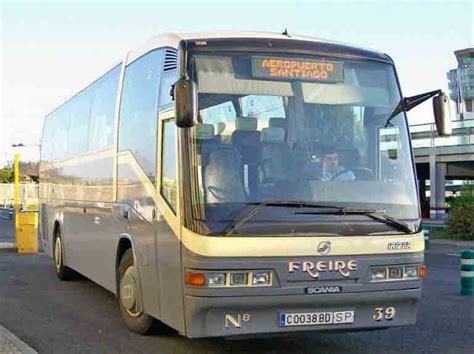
[230,272,248,286]
[207,273,226,287]
[252,271,271,286]
[388,266,403,280]
[370,267,387,282]
[403,265,418,280]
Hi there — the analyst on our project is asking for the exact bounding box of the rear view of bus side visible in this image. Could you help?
[40,32,432,338]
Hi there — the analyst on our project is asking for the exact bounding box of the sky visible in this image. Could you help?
[0,0,472,165]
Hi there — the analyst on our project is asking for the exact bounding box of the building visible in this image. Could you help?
[447,47,474,120]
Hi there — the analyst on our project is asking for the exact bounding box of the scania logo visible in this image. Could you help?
[317,241,331,255]
[306,286,342,295]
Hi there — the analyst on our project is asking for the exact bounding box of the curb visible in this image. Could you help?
[430,239,474,248]
[0,242,17,253]
[0,325,37,354]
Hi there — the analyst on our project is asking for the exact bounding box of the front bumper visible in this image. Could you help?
[184,288,421,338]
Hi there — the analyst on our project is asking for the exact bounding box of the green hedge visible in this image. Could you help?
[447,189,474,241]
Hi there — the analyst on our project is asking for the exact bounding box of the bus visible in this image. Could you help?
[39,32,451,338]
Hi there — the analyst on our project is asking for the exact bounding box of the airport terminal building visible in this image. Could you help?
[447,47,474,120]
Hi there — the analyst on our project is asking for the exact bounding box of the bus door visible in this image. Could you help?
[155,109,186,333]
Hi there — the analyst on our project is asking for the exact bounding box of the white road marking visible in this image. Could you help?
[446,253,460,257]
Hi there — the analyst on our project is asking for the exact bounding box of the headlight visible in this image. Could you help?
[369,265,423,282]
[230,272,248,286]
[370,267,387,282]
[388,266,403,280]
[403,265,418,279]
[185,270,274,287]
[252,271,272,286]
[207,273,226,287]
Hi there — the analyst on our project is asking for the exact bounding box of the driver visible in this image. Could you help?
[322,146,356,181]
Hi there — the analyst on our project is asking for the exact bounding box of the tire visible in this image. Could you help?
[53,229,75,281]
[118,248,153,335]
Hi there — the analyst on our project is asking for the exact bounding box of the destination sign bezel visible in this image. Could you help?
[252,56,344,83]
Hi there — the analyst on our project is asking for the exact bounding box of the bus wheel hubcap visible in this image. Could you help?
[54,238,61,271]
[121,266,141,317]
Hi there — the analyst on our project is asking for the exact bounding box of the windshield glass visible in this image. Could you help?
[184,51,419,236]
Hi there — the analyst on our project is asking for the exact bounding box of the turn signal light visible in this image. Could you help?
[418,265,427,278]
[185,269,275,287]
[184,271,206,286]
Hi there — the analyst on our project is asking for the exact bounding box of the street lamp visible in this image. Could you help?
[11,142,41,168]
[10,141,41,215]
[11,142,41,148]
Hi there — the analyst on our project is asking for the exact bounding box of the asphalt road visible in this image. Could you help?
[0,218,13,243]
[0,243,473,354]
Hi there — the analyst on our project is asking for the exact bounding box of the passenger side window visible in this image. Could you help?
[68,89,92,156]
[119,50,164,183]
[89,65,120,150]
[240,95,285,129]
[199,101,236,136]
[200,101,236,125]
[159,70,177,109]
[52,105,71,160]
[41,116,54,162]
[161,119,177,211]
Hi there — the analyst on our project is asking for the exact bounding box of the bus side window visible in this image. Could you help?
[118,49,165,183]
[159,70,177,109]
[161,120,177,212]
[89,65,120,150]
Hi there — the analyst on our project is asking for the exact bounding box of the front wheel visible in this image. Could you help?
[53,230,75,280]
[118,249,153,334]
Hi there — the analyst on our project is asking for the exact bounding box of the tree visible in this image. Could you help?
[0,167,13,183]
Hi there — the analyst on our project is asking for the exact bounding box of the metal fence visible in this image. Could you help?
[0,183,38,212]
[410,119,474,149]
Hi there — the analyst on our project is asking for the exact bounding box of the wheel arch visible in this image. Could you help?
[51,219,61,256]
[51,211,64,253]
[115,234,138,296]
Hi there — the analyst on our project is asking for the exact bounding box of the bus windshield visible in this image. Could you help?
[185,51,419,236]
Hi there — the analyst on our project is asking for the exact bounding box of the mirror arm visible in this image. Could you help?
[385,89,443,127]
[404,89,441,112]
[178,40,188,79]
[175,40,199,128]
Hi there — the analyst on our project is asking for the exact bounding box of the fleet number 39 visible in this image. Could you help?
[373,306,396,321]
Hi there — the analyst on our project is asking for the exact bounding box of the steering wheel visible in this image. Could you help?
[207,186,226,201]
[332,168,352,181]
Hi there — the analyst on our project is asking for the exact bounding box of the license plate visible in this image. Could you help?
[279,311,354,327]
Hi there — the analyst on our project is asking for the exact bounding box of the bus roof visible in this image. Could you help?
[44,31,392,120]
[127,31,392,64]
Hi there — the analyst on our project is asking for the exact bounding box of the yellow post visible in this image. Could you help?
[13,152,20,247]
[13,152,38,253]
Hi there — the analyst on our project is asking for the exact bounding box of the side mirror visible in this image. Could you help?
[175,77,198,128]
[433,92,452,137]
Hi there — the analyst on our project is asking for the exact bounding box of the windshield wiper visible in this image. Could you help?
[222,201,268,236]
[295,207,414,234]
[247,200,343,209]
[223,200,342,236]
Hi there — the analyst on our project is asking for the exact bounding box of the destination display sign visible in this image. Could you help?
[252,56,344,82]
